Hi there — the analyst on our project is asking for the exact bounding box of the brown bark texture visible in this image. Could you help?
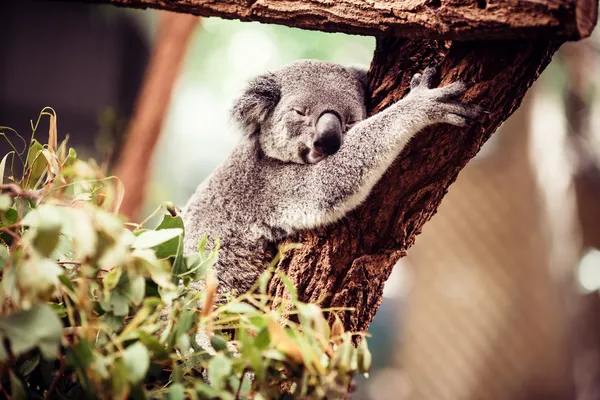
[114,11,198,220]
[64,0,597,40]
[268,38,562,333]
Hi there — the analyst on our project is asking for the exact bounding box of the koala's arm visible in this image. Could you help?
[270,68,481,231]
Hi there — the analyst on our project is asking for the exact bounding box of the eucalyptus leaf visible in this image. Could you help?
[128,274,146,305]
[67,339,95,370]
[207,353,232,391]
[123,342,150,384]
[0,244,9,271]
[25,139,47,188]
[210,335,229,352]
[0,194,12,211]
[17,257,62,304]
[0,304,62,360]
[0,151,10,186]
[10,370,27,400]
[108,292,130,317]
[168,383,185,400]
[155,215,184,259]
[132,229,183,250]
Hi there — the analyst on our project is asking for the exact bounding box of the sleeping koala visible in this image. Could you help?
[182,60,481,294]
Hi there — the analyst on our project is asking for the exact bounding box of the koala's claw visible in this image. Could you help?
[410,73,422,89]
[407,68,483,127]
[411,67,436,90]
[437,81,467,100]
[441,104,482,127]
[420,67,436,88]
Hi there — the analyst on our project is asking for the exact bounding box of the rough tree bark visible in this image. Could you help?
[268,38,562,333]
[67,0,597,40]
[114,11,198,220]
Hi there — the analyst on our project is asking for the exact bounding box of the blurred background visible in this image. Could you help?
[2,1,600,399]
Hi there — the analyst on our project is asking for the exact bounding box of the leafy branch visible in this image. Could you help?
[0,110,372,399]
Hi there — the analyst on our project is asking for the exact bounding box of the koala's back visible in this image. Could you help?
[181,140,278,293]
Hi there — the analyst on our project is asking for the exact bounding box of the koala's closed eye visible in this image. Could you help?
[292,107,307,116]
[345,119,359,131]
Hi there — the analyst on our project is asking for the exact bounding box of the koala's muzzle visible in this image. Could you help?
[314,112,342,156]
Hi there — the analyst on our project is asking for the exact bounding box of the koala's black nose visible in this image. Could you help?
[314,112,342,155]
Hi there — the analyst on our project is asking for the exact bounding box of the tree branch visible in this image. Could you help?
[58,0,597,40]
[268,38,562,333]
[114,11,199,221]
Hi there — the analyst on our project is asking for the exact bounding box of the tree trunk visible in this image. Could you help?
[268,38,562,333]
[66,0,597,40]
[114,11,198,220]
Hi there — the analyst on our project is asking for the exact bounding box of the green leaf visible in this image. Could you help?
[10,370,27,400]
[1,207,18,227]
[67,339,95,370]
[168,383,185,400]
[253,327,270,350]
[108,292,130,317]
[171,309,196,349]
[60,208,98,259]
[249,348,265,381]
[225,302,257,315]
[0,151,10,186]
[195,382,220,399]
[23,205,63,257]
[138,332,169,360]
[122,342,150,384]
[0,244,9,272]
[133,249,177,292]
[103,266,123,292]
[177,253,215,280]
[0,304,62,360]
[128,274,146,305]
[18,353,40,377]
[276,270,298,302]
[58,274,75,294]
[49,302,67,318]
[18,257,62,304]
[207,353,232,391]
[25,139,47,188]
[210,335,229,352]
[0,194,12,211]
[357,337,372,376]
[155,215,184,259]
[63,147,77,168]
[262,349,287,361]
[112,359,130,399]
[132,228,183,250]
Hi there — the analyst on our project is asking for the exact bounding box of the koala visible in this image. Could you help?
[182,60,481,294]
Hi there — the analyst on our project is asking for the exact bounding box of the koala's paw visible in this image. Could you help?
[409,67,483,127]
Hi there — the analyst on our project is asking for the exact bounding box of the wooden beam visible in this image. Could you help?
[62,0,597,40]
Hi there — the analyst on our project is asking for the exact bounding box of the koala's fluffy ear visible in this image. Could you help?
[348,67,370,95]
[231,72,281,136]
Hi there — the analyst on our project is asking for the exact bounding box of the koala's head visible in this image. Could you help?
[231,60,368,164]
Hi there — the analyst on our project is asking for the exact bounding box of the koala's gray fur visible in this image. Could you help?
[182,60,481,294]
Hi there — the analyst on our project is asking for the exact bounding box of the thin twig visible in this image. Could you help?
[44,355,66,400]
[56,261,81,266]
[0,384,11,400]
[235,368,249,400]
[0,184,41,199]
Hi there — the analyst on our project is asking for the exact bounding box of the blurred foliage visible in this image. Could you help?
[0,110,371,399]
